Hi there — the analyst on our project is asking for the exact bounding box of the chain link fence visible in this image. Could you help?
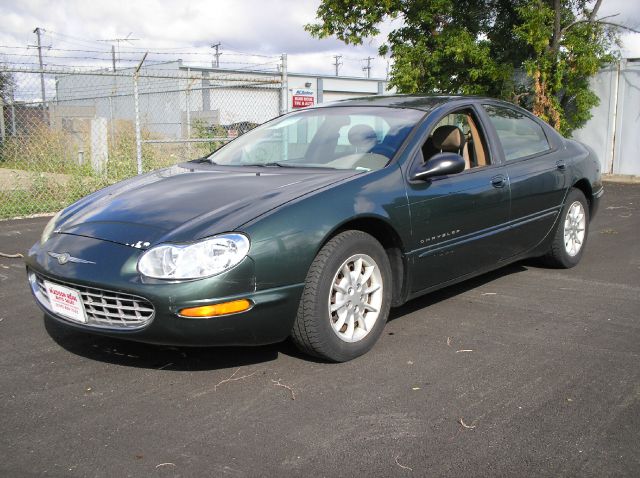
[0,60,285,219]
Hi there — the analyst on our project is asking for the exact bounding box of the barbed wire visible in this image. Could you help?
[0,45,282,60]
[3,63,376,82]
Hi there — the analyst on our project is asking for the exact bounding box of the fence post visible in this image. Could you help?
[0,98,5,143]
[9,85,16,136]
[186,68,192,159]
[280,53,288,115]
[108,96,116,156]
[133,52,148,175]
[609,60,621,175]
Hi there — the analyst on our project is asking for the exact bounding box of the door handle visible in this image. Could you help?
[556,160,566,170]
[491,175,507,188]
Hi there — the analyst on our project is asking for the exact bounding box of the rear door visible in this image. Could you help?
[405,105,511,293]
[479,103,567,259]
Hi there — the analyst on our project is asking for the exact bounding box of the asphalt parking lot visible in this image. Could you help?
[1,182,638,477]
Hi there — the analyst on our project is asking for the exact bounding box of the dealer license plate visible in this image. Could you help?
[44,281,87,324]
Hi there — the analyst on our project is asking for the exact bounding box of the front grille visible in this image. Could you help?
[30,272,155,330]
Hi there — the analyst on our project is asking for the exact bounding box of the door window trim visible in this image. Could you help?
[480,102,560,164]
[406,102,505,182]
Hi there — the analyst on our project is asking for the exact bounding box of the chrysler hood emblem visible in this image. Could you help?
[48,251,96,265]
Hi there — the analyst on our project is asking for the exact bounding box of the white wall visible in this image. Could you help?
[572,60,640,176]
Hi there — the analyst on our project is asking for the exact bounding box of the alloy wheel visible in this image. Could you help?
[564,200,586,257]
[327,253,383,343]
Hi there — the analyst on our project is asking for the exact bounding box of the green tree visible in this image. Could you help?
[514,0,624,134]
[306,0,635,135]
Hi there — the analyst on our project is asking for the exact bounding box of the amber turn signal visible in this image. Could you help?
[179,299,252,318]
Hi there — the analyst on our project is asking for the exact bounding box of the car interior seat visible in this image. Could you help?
[431,125,469,169]
[348,124,378,153]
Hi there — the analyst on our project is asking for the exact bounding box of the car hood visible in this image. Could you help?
[56,162,359,248]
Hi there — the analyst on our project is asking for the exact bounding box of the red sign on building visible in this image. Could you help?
[292,95,315,108]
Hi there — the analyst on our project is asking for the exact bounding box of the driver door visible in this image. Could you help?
[406,106,511,293]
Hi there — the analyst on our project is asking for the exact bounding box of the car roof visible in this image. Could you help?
[313,94,493,112]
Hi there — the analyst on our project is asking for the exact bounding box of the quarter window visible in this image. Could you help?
[483,105,550,161]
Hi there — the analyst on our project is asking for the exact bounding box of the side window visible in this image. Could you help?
[483,105,550,161]
[422,108,490,171]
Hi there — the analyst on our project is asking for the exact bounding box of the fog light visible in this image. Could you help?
[179,299,252,318]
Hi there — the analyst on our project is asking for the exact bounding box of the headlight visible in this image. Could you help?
[137,233,250,280]
[41,210,62,244]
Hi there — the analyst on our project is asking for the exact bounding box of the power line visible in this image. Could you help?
[45,30,107,48]
[98,33,140,67]
[0,44,281,60]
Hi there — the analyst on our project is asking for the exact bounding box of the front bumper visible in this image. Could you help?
[26,233,303,346]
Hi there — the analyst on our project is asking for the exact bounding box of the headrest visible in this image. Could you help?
[432,125,465,151]
[348,124,378,150]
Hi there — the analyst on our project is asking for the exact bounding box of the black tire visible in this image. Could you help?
[291,230,392,362]
[543,188,590,268]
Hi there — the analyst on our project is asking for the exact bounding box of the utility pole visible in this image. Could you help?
[332,55,342,76]
[33,27,47,122]
[98,33,139,67]
[280,53,288,115]
[362,56,373,79]
[211,43,222,68]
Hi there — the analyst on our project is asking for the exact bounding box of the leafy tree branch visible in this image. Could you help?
[306,0,631,135]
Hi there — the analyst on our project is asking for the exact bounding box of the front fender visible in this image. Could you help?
[241,165,411,291]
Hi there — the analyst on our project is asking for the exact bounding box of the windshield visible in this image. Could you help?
[206,106,425,171]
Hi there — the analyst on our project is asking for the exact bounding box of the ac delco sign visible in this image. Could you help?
[292,89,314,108]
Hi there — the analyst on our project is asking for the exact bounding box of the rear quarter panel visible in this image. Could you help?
[565,139,603,197]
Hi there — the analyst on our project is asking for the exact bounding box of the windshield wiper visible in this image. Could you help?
[243,162,293,168]
[189,156,217,165]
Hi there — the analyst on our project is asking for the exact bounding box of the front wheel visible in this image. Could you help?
[291,230,392,362]
[543,188,590,268]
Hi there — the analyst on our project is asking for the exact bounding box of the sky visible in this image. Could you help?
[1,0,639,79]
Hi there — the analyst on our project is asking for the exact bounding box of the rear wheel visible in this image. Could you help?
[291,230,392,362]
[543,188,589,268]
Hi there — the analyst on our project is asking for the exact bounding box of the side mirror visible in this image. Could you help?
[411,152,465,180]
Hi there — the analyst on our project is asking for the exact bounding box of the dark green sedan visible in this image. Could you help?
[26,96,603,362]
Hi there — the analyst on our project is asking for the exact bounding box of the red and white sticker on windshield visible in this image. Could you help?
[44,281,87,323]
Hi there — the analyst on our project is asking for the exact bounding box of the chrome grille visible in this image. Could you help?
[30,272,154,330]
